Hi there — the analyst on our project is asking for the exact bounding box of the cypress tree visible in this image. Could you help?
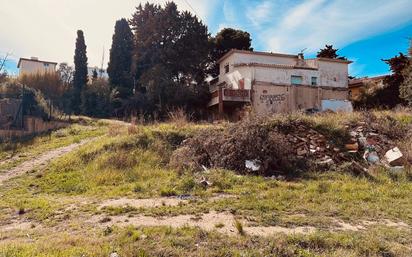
[72,30,88,115]
[107,18,134,98]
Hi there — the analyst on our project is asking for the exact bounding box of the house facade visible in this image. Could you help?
[18,57,57,76]
[348,75,387,101]
[209,50,352,118]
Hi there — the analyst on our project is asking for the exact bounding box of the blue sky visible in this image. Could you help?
[1,0,411,77]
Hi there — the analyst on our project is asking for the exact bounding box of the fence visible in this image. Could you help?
[0,86,66,140]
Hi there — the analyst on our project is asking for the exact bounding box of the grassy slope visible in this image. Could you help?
[0,119,107,171]
[0,111,411,256]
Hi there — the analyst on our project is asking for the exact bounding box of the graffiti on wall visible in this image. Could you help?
[259,93,287,113]
[259,94,286,106]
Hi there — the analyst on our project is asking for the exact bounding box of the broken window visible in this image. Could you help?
[224,64,230,73]
[311,77,318,86]
[291,75,303,85]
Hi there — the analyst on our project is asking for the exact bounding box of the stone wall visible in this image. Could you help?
[0,99,22,127]
[0,116,67,140]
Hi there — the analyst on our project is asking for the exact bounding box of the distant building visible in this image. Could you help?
[17,57,57,76]
[209,50,353,119]
[88,66,108,81]
[348,76,387,100]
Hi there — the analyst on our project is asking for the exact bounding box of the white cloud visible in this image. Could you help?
[264,0,412,54]
[246,1,275,28]
[0,0,217,68]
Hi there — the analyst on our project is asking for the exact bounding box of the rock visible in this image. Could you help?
[110,253,120,257]
[384,147,404,166]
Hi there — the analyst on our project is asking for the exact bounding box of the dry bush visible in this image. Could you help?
[128,124,140,135]
[167,108,192,126]
[108,124,125,137]
[19,71,64,101]
[101,152,139,170]
[170,118,305,176]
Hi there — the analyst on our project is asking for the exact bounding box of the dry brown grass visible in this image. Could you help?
[167,108,192,127]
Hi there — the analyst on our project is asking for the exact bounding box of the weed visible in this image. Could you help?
[234,219,245,236]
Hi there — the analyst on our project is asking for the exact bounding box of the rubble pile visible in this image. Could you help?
[171,115,411,176]
[285,124,348,167]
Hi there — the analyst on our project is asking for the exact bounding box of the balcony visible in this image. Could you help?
[208,88,251,107]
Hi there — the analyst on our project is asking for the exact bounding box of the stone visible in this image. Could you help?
[110,253,120,257]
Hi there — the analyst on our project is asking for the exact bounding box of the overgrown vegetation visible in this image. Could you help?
[0,111,411,256]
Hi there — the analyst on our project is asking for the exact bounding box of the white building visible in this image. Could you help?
[88,67,108,81]
[18,57,57,76]
[209,50,352,118]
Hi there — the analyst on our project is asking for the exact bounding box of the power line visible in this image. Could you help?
[182,0,199,18]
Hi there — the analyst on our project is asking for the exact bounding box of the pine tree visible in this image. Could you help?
[317,45,347,60]
[107,18,134,98]
[400,40,412,106]
[72,30,88,115]
[209,28,253,77]
[130,2,210,116]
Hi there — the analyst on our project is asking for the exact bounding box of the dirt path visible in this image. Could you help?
[0,138,95,186]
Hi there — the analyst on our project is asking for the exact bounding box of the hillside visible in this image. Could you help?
[0,111,411,257]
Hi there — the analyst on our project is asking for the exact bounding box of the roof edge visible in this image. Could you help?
[217,49,298,64]
[18,58,58,68]
[315,57,352,64]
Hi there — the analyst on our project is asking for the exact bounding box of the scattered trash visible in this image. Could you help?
[201,165,209,173]
[245,160,261,172]
[384,147,404,167]
[363,147,380,164]
[199,177,212,188]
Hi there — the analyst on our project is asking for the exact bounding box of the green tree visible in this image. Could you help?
[317,45,347,60]
[81,78,111,117]
[209,28,253,77]
[130,2,210,118]
[355,53,409,109]
[400,41,412,106]
[72,30,88,115]
[107,18,134,98]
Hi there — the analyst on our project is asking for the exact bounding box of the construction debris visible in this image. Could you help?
[245,160,261,172]
[384,147,404,167]
[171,114,411,176]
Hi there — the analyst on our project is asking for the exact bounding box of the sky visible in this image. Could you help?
[1,0,411,77]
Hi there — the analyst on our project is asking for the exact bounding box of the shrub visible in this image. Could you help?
[170,117,304,176]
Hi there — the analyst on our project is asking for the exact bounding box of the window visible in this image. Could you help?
[311,77,318,86]
[224,64,230,73]
[291,75,303,85]
[44,63,49,67]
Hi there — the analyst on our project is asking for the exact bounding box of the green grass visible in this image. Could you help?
[0,121,107,171]
[0,225,411,257]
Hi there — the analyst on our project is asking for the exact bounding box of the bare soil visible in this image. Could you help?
[0,138,95,185]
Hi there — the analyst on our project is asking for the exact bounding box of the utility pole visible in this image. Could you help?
[100,46,105,78]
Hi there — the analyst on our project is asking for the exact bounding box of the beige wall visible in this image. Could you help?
[19,60,57,75]
[252,82,349,115]
[218,52,350,90]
